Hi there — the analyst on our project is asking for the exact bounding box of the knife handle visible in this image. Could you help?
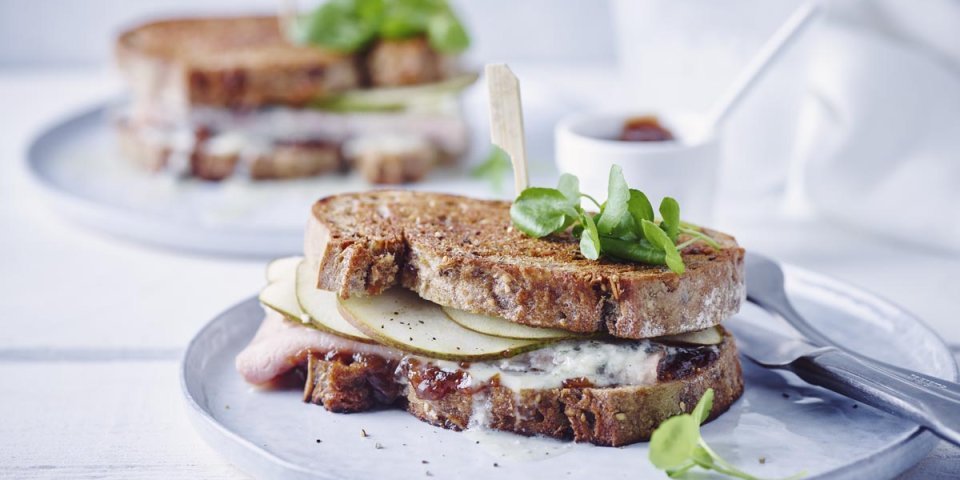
[793,348,960,446]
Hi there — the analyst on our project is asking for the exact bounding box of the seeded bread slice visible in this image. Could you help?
[306,191,745,339]
[116,16,360,110]
[303,330,743,446]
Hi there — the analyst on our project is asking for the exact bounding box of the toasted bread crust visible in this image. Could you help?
[307,191,745,339]
[116,16,359,109]
[366,37,445,87]
[117,17,460,109]
[305,331,743,446]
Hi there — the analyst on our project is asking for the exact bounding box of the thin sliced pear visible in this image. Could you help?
[442,307,582,340]
[658,325,723,346]
[259,280,308,323]
[295,260,375,344]
[266,256,303,283]
[338,289,552,361]
[314,72,478,111]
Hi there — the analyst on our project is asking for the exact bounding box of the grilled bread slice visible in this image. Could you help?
[117,16,462,110]
[305,191,745,339]
[117,16,360,110]
[302,324,743,447]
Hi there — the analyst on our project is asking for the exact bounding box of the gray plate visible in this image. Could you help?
[24,91,570,257]
[181,265,958,479]
[24,102,490,257]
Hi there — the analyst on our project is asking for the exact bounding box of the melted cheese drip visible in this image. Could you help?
[431,340,663,391]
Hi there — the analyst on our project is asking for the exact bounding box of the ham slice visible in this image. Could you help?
[236,309,401,384]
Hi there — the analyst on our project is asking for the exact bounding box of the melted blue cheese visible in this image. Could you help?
[428,340,664,391]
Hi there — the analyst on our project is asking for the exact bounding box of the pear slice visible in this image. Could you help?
[259,280,309,324]
[266,256,303,283]
[442,307,582,340]
[338,289,553,361]
[657,325,723,346]
[313,72,478,112]
[292,260,375,344]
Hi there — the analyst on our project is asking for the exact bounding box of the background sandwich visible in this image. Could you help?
[115,0,475,183]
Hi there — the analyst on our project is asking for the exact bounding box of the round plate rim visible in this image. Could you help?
[24,100,304,257]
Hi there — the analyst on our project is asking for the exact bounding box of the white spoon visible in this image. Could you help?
[704,1,821,130]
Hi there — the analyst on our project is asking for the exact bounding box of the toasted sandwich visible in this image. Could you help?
[115,9,474,183]
[236,190,745,446]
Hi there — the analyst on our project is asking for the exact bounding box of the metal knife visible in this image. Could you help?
[726,315,960,446]
[745,252,960,402]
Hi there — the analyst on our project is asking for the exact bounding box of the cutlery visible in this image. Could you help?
[745,252,960,401]
[725,315,960,446]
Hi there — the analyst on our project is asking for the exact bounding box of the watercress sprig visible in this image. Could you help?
[509,165,718,274]
[649,389,806,480]
[290,0,470,54]
[471,147,512,192]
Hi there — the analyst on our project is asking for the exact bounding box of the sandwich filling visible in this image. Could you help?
[238,310,723,407]
[117,102,469,181]
[117,15,476,182]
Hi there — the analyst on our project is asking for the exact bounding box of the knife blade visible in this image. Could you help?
[726,315,960,446]
[723,315,826,367]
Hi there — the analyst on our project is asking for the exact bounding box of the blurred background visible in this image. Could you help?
[4,0,956,297]
[4,0,958,225]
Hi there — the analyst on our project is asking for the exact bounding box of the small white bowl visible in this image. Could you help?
[555,111,720,224]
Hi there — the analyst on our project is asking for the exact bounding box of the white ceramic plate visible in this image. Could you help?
[23,76,573,257]
[181,265,957,479]
[23,101,495,257]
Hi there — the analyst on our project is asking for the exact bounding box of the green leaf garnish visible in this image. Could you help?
[599,237,666,265]
[692,388,714,423]
[427,11,470,53]
[291,0,383,52]
[659,197,681,242]
[641,219,684,275]
[679,223,722,249]
[649,414,701,470]
[378,2,428,38]
[509,188,577,238]
[596,165,630,235]
[650,389,806,480]
[579,213,601,260]
[627,189,655,234]
[508,165,720,273]
[291,0,470,54]
[471,146,512,192]
[557,174,580,208]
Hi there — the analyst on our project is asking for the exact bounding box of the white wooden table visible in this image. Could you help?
[1,67,958,479]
